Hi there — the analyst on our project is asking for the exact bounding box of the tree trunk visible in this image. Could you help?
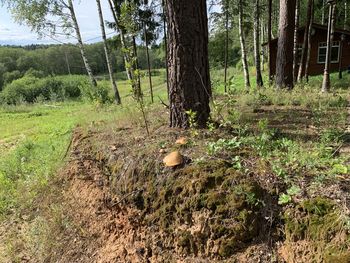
[64,49,71,75]
[254,0,264,87]
[96,0,121,104]
[268,0,273,83]
[345,1,347,30]
[68,0,97,87]
[162,0,170,98]
[276,0,296,89]
[322,1,336,93]
[224,0,229,93]
[107,0,134,89]
[304,2,314,83]
[166,0,211,128]
[238,0,251,89]
[293,0,300,82]
[322,0,326,25]
[297,0,313,82]
[143,22,154,103]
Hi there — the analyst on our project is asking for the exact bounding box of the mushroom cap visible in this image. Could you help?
[163,151,184,167]
[175,137,188,145]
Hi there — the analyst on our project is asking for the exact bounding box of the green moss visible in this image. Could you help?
[218,238,237,257]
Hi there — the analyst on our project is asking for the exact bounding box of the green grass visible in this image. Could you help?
[0,73,168,217]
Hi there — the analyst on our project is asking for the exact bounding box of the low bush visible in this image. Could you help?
[0,75,89,105]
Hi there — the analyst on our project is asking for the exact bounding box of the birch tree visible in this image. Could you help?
[238,0,251,89]
[96,0,121,104]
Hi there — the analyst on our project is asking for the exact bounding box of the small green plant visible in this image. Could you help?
[207,138,241,156]
[278,185,301,205]
[186,110,199,137]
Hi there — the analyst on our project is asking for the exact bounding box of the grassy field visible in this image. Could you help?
[0,73,168,217]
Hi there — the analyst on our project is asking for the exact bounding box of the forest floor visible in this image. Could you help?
[0,73,350,262]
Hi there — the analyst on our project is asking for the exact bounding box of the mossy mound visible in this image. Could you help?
[110,159,266,258]
[281,197,350,263]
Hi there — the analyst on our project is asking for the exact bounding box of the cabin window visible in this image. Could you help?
[317,41,340,64]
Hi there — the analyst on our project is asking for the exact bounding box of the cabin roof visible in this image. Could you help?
[262,23,350,46]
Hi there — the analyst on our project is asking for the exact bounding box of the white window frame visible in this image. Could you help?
[317,41,340,64]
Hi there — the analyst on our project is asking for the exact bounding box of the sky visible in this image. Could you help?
[0,1,115,46]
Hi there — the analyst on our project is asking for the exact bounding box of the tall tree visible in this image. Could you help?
[108,0,142,100]
[321,0,336,93]
[143,21,153,103]
[297,0,313,82]
[238,0,251,89]
[276,0,296,89]
[304,2,314,83]
[254,0,264,87]
[267,0,273,83]
[293,0,300,82]
[223,0,229,93]
[166,0,211,128]
[96,0,121,104]
[67,0,97,87]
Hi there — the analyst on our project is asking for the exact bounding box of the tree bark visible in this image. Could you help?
[293,0,300,82]
[276,0,296,89]
[162,0,170,98]
[297,0,313,82]
[254,0,264,87]
[143,22,154,103]
[166,0,211,128]
[96,0,121,104]
[322,1,336,93]
[238,0,251,89]
[68,0,97,87]
[268,0,273,83]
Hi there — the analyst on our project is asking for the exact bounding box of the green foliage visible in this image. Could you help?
[0,75,86,104]
[207,138,241,156]
[278,186,301,205]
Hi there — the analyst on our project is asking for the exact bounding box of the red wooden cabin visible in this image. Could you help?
[265,23,350,77]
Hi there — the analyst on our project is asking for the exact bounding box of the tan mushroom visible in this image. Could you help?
[175,137,188,145]
[163,151,184,167]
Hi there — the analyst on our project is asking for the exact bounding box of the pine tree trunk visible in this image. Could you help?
[254,0,264,87]
[239,0,251,89]
[276,0,296,89]
[166,0,211,128]
[322,2,336,93]
[293,0,300,82]
[96,0,121,104]
[68,0,97,87]
[268,0,273,83]
[297,0,313,82]
[143,22,154,103]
